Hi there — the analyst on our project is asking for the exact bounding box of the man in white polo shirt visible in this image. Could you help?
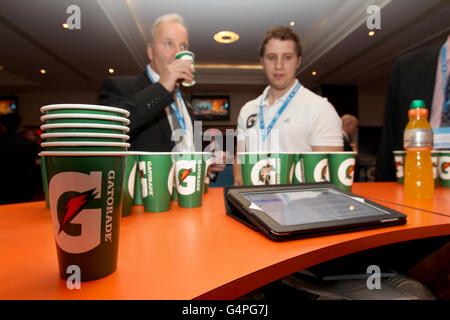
[233,26,343,185]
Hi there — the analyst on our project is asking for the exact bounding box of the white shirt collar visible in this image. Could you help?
[261,79,299,107]
[146,64,160,83]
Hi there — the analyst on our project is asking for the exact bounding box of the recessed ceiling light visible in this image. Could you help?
[290,21,296,27]
[40,69,47,74]
[62,23,69,29]
[368,30,375,37]
[214,31,239,44]
[108,68,115,74]
[0,65,4,71]
[312,71,317,76]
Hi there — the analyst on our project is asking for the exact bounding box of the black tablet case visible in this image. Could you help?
[223,183,407,241]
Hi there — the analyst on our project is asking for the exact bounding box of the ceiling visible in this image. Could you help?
[0,0,449,94]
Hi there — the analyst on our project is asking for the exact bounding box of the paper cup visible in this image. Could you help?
[134,161,144,206]
[174,152,206,208]
[438,150,450,187]
[238,152,270,186]
[41,132,129,143]
[328,152,357,191]
[431,150,440,187]
[41,151,126,281]
[292,154,303,184]
[175,50,195,87]
[41,141,129,152]
[299,152,330,183]
[122,153,138,217]
[238,152,294,185]
[41,104,130,118]
[41,123,130,134]
[138,152,174,213]
[39,154,50,209]
[393,150,406,184]
[40,114,130,126]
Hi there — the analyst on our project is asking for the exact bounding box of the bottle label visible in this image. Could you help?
[404,129,433,148]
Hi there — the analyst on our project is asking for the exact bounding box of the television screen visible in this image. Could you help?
[0,96,18,115]
[191,95,230,120]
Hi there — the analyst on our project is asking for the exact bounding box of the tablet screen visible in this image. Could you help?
[241,188,390,226]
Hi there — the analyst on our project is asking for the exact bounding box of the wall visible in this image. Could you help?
[357,78,389,127]
[16,91,98,127]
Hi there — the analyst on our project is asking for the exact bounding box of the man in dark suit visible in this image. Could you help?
[341,114,358,152]
[99,13,196,152]
[375,44,442,181]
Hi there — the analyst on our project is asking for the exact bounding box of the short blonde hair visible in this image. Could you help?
[149,13,187,45]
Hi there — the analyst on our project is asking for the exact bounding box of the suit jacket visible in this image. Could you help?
[99,72,196,152]
[343,133,353,152]
[375,44,442,181]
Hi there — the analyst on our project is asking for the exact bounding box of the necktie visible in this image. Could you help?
[441,74,450,127]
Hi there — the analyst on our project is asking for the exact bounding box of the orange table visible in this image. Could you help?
[0,182,449,300]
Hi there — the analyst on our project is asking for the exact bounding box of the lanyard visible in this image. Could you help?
[441,43,449,113]
[259,82,301,142]
[145,65,187,134]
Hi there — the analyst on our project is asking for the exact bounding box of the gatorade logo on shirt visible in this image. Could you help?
[50,171,102,254]
[337,158,356,187]
[246,114,257,128]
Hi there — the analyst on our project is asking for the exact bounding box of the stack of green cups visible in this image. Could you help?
[39,103,130,282]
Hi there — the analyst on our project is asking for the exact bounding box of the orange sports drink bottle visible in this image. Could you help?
[403,100,434,199]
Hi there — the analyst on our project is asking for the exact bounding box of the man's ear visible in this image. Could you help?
[147,44,153,61]
[296,56,302,69]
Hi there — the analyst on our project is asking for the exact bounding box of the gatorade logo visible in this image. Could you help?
[168,165,174,196]
[439,157,450,179]
[294,161,303,183]
[431,156,438,179]
[395,161,403,177]
[127,163,137,198]
[138,162,147,198]
[251,159,275,185]
[177,160,197,195]
[337,158,356,187]
[314,159,330,182]
[49,171,102,254]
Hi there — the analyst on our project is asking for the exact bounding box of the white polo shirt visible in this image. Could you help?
[236,80,343,152]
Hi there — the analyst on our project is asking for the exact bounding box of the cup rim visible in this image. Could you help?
[41,132,129,139]
[175,50,195,58]
[326,151,357,154]
[41,141,130,147]
[40,113,130,125]
[40,123,130,132]
[40,104,130,117]
[393,150,406,154]
[39,151,128,156]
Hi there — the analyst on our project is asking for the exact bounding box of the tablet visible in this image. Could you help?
[225,183,407,241]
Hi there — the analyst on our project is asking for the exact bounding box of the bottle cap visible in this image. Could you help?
[410,100,426,109]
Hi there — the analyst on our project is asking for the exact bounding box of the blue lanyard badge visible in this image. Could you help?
[441,43,449,113]
[145,64,186,134]
[259,82,301,142]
